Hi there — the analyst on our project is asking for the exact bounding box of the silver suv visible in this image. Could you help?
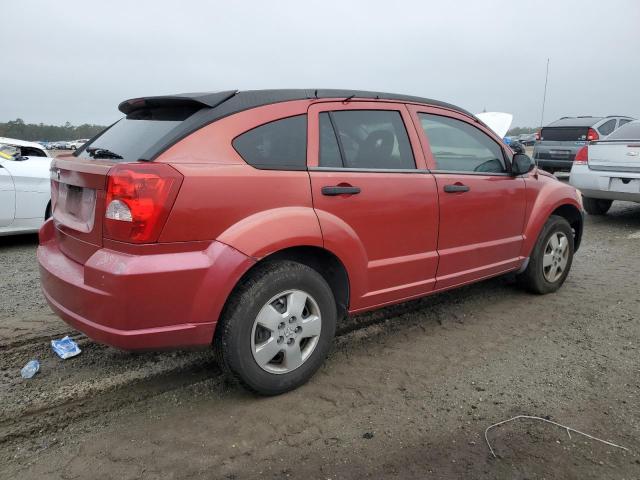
[534,115,634,173]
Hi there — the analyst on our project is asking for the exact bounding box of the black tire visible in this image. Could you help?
[45,202,52,220]
[582,196,612,215]
[214,261,337,395]
[517,215,574,294]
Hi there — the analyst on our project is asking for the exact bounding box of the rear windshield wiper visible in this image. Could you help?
[87,147,123,159]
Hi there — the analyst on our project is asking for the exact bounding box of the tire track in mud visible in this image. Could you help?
[0,280,501,450]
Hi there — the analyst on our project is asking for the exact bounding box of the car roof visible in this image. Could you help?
[0,136,48,150]
[546,117,604,127]
[118,88,473,117]
[115,89,476,161]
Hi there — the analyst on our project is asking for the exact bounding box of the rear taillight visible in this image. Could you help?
[535,130,541,141]
[574,146,588,165]
[104,163,183,243]
[586,128,599,141]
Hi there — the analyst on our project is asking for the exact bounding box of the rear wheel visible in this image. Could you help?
[518,215,574,294]
[215,261,337,395]
[582,196,612,215]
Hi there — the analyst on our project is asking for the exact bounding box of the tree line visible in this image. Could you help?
[0,118,107,142]
[506,126,538,136]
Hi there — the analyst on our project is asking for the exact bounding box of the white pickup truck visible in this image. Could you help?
[570,120,640,215]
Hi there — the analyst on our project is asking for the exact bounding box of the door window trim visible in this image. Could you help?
[307,101,429,172]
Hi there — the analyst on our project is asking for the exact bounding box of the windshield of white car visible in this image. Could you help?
[606,121,640,141]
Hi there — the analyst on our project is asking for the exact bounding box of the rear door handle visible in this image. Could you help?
[443,184,470,193]
[321,185,361,196]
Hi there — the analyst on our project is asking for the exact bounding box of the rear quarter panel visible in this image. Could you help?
[156,101,324,258]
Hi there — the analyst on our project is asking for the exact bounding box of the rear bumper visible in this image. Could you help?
[37,220,254,350]
[536,159,574,170]
[569,165,640,202]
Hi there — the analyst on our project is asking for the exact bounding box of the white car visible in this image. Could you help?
[0,139,52,235]
[69,139,90,150]
[0,136,51,158]
[569,120,640,215]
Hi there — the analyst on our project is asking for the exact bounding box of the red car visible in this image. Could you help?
[38,89,584,395]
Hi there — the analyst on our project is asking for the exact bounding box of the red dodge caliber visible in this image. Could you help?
[38,89,584,394]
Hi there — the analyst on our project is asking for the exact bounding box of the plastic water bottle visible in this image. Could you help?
[21,360,40,379]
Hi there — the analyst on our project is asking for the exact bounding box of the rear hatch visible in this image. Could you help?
[50,104,201,265]
[588,141,640,173]
[535,127,589,160]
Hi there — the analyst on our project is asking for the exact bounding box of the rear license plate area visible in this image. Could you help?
[610,178,640,193]
[54,183,97,233]
[549,149,570,158]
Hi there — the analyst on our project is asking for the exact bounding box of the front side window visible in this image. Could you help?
[319,110,415,170]
[233,115,307,170]
[21,146,47,157]
[618,119,631,128]
[597,119,617,136]
[419,114,506,173]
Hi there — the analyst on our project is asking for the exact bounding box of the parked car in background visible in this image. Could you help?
[39,89,583,395]
[570,120,640,215]
[0,143,52,235]
[69,139,90,150]
[534,115,634,173]
[519,133,536,146]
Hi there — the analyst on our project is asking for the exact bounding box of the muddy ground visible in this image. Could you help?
[1,201,639,479]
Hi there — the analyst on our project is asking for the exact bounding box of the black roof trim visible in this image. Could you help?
[120,89,472,161]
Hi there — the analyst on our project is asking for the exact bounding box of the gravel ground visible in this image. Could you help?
[0,200,639,479]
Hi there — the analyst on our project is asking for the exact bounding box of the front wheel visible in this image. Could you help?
[518,215,574,294]
[583,196,612,215]
[215,261,337,395]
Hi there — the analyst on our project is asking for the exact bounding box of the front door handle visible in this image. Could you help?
[443,184,470,193]
[321,185,361,196]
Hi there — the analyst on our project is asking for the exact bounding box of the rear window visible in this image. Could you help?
[540,127,589,141]
[233,115,307,170]
[606,121,640,140]
[77,106,198,161]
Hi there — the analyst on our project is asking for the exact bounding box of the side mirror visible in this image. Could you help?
[511,153,535,175]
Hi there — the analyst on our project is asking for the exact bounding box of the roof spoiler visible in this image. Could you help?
[118,90,238,115]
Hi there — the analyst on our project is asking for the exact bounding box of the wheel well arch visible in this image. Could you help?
[551,204,583,251]
[45,200,52,220]
[232,246,350,321]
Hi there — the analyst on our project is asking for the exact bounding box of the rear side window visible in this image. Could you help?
[598,119,617,136]
[320,110,415,169]
[21,146,47,157]
[419,114,506,173]
[233,115,307,170]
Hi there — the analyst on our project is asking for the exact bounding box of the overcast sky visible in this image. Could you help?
[2,0,639,127]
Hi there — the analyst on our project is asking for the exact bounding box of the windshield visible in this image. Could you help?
[606,121,640,140]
